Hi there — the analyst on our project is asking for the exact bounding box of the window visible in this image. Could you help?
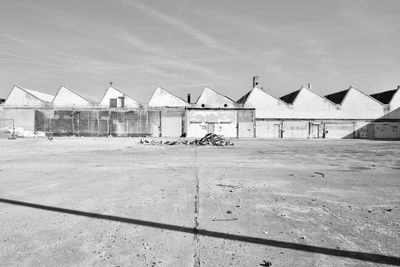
[224,104,228,107]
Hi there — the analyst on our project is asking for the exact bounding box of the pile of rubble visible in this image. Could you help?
[139,133,234,146]
[194,133,234,146]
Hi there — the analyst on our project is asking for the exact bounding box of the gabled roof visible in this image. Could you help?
[325,86,384,105]
[52,85,94,105]
[23,88,54,102]
[5,85,54,104]
[280,89,300,104]
[237,87,288,106]
[236,90,252,105]
[196,86,236,107]
[100,86,141,107]
[370,88,398,104]
[148,86,188,107]
[325,89,348,104]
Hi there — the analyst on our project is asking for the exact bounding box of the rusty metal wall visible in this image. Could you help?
[34,109,162,137]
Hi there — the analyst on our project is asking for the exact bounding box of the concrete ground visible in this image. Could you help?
[0,137,399,266]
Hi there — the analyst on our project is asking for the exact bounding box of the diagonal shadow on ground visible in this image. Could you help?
[0,197,399,266]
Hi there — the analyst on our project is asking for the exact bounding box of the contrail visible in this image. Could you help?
[160,0,188,52]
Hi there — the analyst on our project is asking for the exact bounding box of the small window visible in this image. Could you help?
[224,104,228,107]
[201,104,205,107]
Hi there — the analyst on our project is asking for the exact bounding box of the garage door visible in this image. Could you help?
[161,112,182,137]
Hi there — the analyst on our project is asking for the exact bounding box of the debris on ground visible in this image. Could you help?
[211,218,238,221]
[260,260,272,266]
[314,172,325,178]
[139,133,234,146]
[1,127,47,138]
[216,184,237,188]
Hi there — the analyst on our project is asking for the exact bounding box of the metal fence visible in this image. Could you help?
[0,119,15,138]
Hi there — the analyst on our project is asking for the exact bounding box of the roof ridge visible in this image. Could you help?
[348,86,386,106]
[202,86,236,103]
[57,84,94,103]
[14,85,50,104]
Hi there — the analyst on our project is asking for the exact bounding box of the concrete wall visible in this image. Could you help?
[35,109,161,137]
[255,120,282,138]
[373,122,400,139]
[282,120,310,138]
[186,109,238,137]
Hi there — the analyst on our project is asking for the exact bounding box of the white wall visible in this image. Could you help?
[100,87,141,108]
[288,88,339,119]
[5,86,48,107]
[339,89,385,119]
[243,88,291,118]
[196,87,235,108]
[148,87,187,107]
[186,109,237,137]
[53,87,92,107]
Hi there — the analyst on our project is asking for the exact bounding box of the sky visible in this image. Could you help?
[0,0,399,102]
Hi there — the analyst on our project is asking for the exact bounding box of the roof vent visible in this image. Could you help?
[307,83,312,90]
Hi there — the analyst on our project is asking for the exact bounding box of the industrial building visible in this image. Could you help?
[0,78,399,139]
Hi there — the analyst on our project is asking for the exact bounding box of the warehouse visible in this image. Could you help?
[1,80,400,139]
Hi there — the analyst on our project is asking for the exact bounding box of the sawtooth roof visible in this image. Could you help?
[370,89,398,104]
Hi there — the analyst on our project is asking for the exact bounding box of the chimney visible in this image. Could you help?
[252,76,260,88]
[307,83,312,90]
[110,81,113,86]
[397,85,400,90]
[187,93,191,104]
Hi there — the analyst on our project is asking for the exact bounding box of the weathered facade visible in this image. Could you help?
[185,108,255,138]
[1,81,400,139]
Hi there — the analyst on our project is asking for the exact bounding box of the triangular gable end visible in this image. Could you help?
[238,87,288,107]
[196,86,236,108]
[370,87,399,105]
[52,85,93,107]
[148,86,188,107]
[24,88,54,103]
[294,87,338,107]
[344,86,386,106]
[100,86,142,108]
[4,85,53,106]
[279,87,302,104]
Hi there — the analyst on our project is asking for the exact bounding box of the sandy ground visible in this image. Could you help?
[0,137,399,266]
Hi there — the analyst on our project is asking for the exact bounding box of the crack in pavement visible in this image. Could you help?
[193,147,201,267]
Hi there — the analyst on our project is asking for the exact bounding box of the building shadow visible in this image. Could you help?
[0,198,399,265]
[342,105,400,140]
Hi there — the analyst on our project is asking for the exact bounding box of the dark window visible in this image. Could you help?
[201,104,205,107]
[224,104,228,107]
